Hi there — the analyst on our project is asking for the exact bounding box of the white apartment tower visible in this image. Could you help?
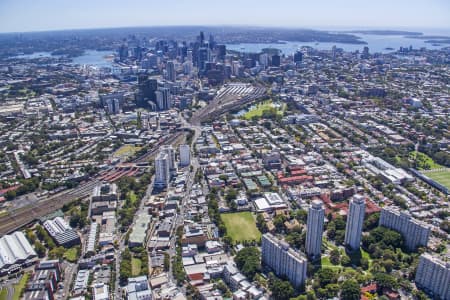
[344,194,366,251]
[306,199,325,259]
[179,144,190,167]
[261,233,307,288]
[154,152,170,188]
[161,145,176,176]
[415,253,450,300]
[379,206,430,251]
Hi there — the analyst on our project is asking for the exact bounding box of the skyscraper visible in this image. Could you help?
[179,144,190,167]
[293,50,303,64]
[155,152,170,188]
[166,60,176,82]
[161,145,176,176]
[198,47,210,72]
[261,233,307,288]
[344,194,366,251]
[306,199,324,260]
[155,87,171,111]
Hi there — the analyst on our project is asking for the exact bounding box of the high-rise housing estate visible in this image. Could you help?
[344,194,366,251]
[306,199,325,259]
[154,152,170,188]
[261,233,307,288]
[415,253,450,300]
[179,144,190,167]
[379,207,430,251]
[166,60,176,82]
[160,145,176,176]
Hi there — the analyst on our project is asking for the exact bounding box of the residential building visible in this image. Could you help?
[379,206,431,251]
[155,152,170,188]
[179,144,190,166]
[344,194,365,251]
[305,199,324,259]
[415,253,450,300]
[261,233,307,288]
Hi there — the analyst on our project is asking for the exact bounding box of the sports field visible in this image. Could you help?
[243,100,286,120]
[423,169,450,189]
[221,212,261,242]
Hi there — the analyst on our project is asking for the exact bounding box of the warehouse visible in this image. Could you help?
[0,231,37,275]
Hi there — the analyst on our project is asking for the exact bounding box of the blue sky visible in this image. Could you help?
[0,0,449,33]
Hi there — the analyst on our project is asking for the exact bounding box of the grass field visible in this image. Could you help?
[64,247,79,262]
[113,145,142,158]
[221,212,261,242]
[423,169,450,189]
[0,288,7,300]
[12,273,29,300]
[131,258,142,276]
[243,100,286,120]
[410,151,443,170]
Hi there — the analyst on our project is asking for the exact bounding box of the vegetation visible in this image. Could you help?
[12,273,30,300]
[423,169,450,189]
[234,247,261,280]
[220,212,261,243]
[268,275,295,300]
[341,279,361,300]
[64,246,80,262]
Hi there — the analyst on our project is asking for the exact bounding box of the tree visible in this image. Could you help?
[330,249,340,265]
[341,279,360,300]
[269,277,295,300]
[234,247,261,280]
[34,241,46,258]
[316,268,338,287]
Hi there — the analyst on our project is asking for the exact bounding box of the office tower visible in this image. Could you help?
[344,194,366,251]
[271,54,281,67]
[199,31,205,46]
[259,53,269,68]
[118,44,128,61]
[155,88,171,111]
[294,50,303,64]
[216,45,226,60]
[198,47,210,71]
[136,75,158,108]
[179,144,190,167]
[208,34,215,49]
[379,207,430,251]
[161,145,176,176]
[187,50,193,62]
[415,253,450,300]
[362,46,370,59]
[261,233,307,288]
[155,152,170,188]
[166,61,176,82]
[306,199,325,259]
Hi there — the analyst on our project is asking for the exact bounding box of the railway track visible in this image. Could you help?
[0,132,186,235]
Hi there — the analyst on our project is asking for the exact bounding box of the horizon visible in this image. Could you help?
[1,24,450,36]
[1,0,449,34]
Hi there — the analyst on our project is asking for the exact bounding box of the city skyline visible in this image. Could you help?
[0,0,449,34]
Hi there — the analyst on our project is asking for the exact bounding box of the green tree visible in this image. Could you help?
[269,277,295,300]
[341,279,360,300]
[234,247,261,280]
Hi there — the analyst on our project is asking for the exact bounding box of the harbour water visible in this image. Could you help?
[12,50,114,67]
[226,33,449,54]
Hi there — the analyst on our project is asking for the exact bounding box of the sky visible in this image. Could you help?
[0,0,449,34]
